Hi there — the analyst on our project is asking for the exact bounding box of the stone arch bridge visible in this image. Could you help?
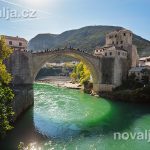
[6,48,127,118]
[7,48,128,92]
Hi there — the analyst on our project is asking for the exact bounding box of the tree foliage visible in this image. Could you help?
[70,62,91,84]
[0,36,13,85]
[0,36,14,138]
[0,36,13,60]
[141,68,150,84]
[0,62,12,85]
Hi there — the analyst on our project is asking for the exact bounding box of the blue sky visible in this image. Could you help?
[0,0,150,40]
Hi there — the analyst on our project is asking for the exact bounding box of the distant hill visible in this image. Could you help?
[28,25,150,57]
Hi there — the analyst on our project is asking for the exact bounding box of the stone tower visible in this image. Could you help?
[106,29,139,68]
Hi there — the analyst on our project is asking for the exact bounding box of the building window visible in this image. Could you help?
[112,41,114,44]
[116,41,118,45]
[109,36,111,39]
[121,46,123,49]
[118,52,120,55]
[9,41,12,45]
[19,42,22,46]
[115,34,117,37]
[105,53,107,56]
[110,52,112,56]
[121,41,123,44]
[124,33,126,36]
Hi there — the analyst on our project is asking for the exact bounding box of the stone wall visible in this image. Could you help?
[100,56,127,88]
[5,51,34,119]
[11,84,34,120]
[99,84,114,92]
[114,57,128,87]
[101,57,114,84]
[5,51,33,84]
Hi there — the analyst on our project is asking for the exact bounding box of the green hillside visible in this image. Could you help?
[29,25,150,57]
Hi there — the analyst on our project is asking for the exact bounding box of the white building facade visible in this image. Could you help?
[4,35,28,51]
[139,56,150,67]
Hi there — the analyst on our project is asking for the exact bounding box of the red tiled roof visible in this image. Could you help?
[3,35,27,42]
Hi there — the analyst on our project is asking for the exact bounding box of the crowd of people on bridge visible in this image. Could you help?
[16,46,98,58]
[29,46,90,54]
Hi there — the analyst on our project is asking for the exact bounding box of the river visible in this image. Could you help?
[0,83,150,150]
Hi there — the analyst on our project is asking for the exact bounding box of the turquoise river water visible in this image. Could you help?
[1,83,150,150]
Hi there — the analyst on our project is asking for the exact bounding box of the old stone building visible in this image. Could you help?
[139,56,150,67]
[129,66,150,82]
[4,35,28,51]
[94,29,139,68]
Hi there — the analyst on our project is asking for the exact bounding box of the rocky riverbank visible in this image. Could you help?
[99,85,150,103]
[36,77,150,103]
[36,76,82,89]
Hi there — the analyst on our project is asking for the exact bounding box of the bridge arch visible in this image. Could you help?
[32,49,101,92]
[6,49,128,119]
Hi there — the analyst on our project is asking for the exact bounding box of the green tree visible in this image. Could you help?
[141,68,150,84]
[0,36,14,138]
[70,72,77,83]
[128,72,136,80]
[70,62,91,84]
[79,64,91,84]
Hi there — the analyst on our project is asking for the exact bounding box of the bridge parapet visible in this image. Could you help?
[31,48,98,59]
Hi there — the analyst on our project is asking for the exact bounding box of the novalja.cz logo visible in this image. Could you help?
[0,7,37,20]
[114,130,150,142]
